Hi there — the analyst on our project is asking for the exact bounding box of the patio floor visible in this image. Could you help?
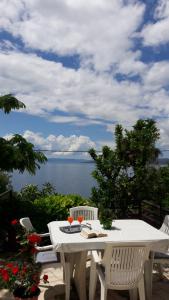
[1,263,169,299]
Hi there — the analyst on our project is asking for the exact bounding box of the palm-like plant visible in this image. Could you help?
[0,94,26,114]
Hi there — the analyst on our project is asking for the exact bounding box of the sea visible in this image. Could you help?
[11,157,168,198]
[11,159,96,198]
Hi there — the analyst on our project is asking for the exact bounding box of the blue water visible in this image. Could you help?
[12,159,96,198]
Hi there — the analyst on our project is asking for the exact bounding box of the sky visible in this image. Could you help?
[1,0,169,159]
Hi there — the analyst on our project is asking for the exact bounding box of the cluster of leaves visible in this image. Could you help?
[33,194,90,231]
[0,220,48,297]
[0,189,90,248]
[89,119,169,219]
[0,94,47,175]
[0,134,47,174]
[18,183,57,202]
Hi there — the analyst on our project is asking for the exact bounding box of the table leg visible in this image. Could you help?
[144,252,154,300]
[74,251,87,300]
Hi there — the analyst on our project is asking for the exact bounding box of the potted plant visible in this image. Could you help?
[99,208,114,230]
[0,260,48,299]
[0,220,49,299]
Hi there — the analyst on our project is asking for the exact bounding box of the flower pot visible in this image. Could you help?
[13,286,40,300]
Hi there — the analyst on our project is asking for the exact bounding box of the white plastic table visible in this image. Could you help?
[48,219,169,300]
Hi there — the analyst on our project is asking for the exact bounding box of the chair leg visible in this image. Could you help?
[89,259,97,300]
[129,288,138,300]
[100,281,107,300]
[138,277,145,300]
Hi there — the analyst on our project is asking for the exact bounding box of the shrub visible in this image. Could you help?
[18,183,57,202]
[33,194,90,232]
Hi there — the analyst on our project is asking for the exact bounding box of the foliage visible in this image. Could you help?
[33,194,90,231]
[18,183,56,202]
[0,135,47,174]
[0,220,48,297]
[0,190,90,246]
[89,119,169,219]
[0,172,11,193]
[0,94,26,114]
[0,94,47,174]
[0,192,35,251]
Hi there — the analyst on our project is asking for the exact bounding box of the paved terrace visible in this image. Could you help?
[1,263,169,300]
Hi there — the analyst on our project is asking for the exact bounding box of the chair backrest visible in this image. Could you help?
[70,206,98,220]
[101,243,149,289]
[160,215,169,235]
[20,217,34,233]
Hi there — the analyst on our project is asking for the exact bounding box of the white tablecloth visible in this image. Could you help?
[48,219,169,253]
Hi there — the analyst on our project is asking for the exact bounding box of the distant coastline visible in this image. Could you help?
[47,157,169,165]
[47,158,94,163]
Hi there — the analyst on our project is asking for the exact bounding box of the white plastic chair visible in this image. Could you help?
[89,243,150,300]
[20,217,50,237]
[70,206,98,220]
[153,215,169,277]
[20,218,70,299]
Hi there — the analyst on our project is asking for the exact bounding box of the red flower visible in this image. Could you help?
[31,247,38,254]
[1,270,9,282]
[43,274,48,282]
[30,285,37,292]
[6,263,14,268]
[11,219,18,225]
[27,234,42,244]
[12,266,19,275]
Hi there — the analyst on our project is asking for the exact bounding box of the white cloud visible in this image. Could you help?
[1,49,169,129]
[143,61,169,90]
[116,50,147,76]
[49,115,102,126]
[141,0,169,46]
[23,130,96,158]
[157,118,169,149]
[4,130,96,158]
[154,0,169,19]
[1,0,169,149]
[0,0,145,72]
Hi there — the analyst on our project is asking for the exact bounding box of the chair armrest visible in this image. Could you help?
[38,232,50,237]
[35,245,54,251]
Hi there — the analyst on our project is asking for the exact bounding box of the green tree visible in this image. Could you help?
[0,94,26,113]
[0,94,47,175]
[89,119,166,221]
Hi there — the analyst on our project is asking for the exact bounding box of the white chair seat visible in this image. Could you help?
[36,250,58,264]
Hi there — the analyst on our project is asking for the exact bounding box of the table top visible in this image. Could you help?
[48,219,169,253]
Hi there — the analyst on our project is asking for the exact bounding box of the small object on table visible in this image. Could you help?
[80,228,107,239]
[77,215,84,230]
[67,216,74,232]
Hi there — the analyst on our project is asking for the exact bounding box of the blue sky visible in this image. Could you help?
[1,0,169,158]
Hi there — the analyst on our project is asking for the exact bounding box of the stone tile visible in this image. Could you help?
[1,263,169,300]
